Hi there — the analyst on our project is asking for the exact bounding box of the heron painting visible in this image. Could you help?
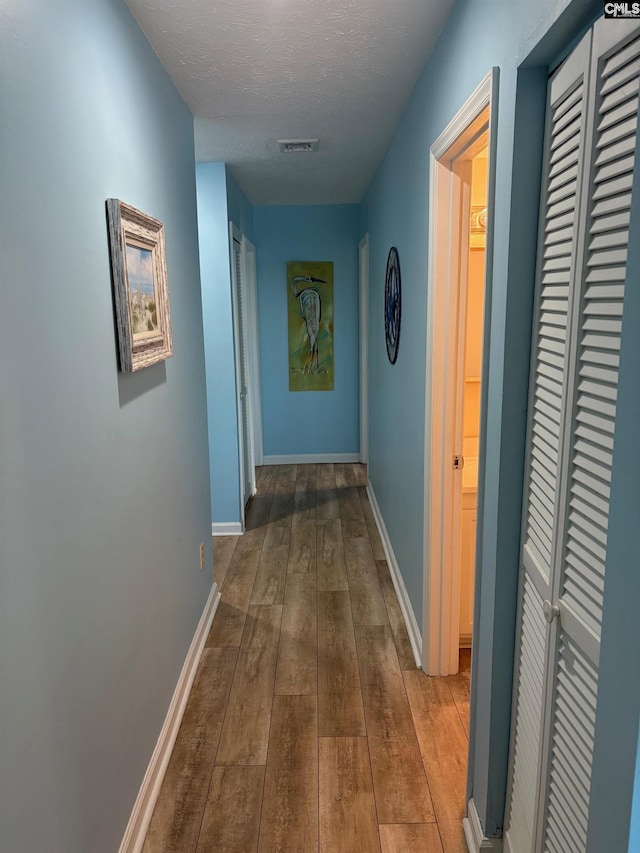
[287,261,334,391]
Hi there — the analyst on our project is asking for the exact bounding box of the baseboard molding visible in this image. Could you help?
[118,583,221,853]
[263,453,360,465]
[463,798,503,852]
[211,521,244,536]
[366,481,423,669]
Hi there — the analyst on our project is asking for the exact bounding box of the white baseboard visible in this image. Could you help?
[118,583,221,853]
[366,481,422,669]
[463,798,503,852]
[211,521,244,536]
[263,453,360,465]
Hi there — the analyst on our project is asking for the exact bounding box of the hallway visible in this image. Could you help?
[142,464,469,852]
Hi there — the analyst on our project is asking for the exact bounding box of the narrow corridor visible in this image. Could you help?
[143,464,469,852]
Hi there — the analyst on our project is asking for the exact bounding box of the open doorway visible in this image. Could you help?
[422,70,496,677]
[458,147,487,653]
[229,225,262,528]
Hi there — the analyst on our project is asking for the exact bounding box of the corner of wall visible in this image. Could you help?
[196,163,242,526]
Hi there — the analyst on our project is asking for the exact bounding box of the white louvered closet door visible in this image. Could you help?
[504,31,592,853]
[505,16,640,853]
[539,17,640,853]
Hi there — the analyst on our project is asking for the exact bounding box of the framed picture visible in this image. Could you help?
[106,199,173,372]
[287,261,334,391]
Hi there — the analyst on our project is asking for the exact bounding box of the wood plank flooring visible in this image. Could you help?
[143,464,470,853]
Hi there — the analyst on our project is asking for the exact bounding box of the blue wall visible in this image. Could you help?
[253,205,360,457]
[196,163,242,525]
[630,733,640,852]
[196,164,255,526]
[362,0,603,837]
[0,1,212,850]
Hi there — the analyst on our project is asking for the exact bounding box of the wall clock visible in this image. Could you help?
[384,246,401,364]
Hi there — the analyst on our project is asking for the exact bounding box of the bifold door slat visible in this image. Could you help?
[602,34,640,77]
[601,53,640,93]
[597,90,639,129]
[594,152,634,182]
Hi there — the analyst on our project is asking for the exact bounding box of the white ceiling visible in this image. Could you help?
[124,0,455,205]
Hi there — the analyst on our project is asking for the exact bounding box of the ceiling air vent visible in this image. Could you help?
[278,139,319,153]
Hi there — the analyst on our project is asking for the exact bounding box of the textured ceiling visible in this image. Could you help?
[124,0,455,204]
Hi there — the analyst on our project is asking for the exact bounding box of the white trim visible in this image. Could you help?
[239,236,258,498]
[263,453,360,465]
[463,798,504,852]
[229,223,249,520]
[502,831,515,853]
[366,481,422,668]
[432,72,493,159]
[359,233,369,464]
[422,68,498,676]
[118,583,221,853]
[212,521,244,536]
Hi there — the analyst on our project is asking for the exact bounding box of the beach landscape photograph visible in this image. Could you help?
[107,197,173,371]
[126,243,158,338]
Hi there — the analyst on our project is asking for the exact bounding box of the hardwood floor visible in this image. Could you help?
[143,464,470,853]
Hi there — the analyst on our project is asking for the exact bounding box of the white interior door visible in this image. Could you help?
[230,230,255,513]
[449,157,473,663]
[505,16,640,852]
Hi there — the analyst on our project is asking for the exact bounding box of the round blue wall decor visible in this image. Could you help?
[384,246,401,364]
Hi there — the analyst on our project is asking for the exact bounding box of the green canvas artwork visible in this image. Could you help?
[287,261,334,392]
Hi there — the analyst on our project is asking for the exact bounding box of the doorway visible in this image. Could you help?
[359,233,369,465]
[422,70,497,677]
[229,225,261,524]
[458,147,487,651]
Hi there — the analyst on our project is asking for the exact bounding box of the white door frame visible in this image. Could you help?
[422,69,498,675]
[359,233,369,465]
[229,222,258,527]
[229,223,249,528]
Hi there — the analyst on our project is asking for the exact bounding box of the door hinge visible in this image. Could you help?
[453,455,464,470]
